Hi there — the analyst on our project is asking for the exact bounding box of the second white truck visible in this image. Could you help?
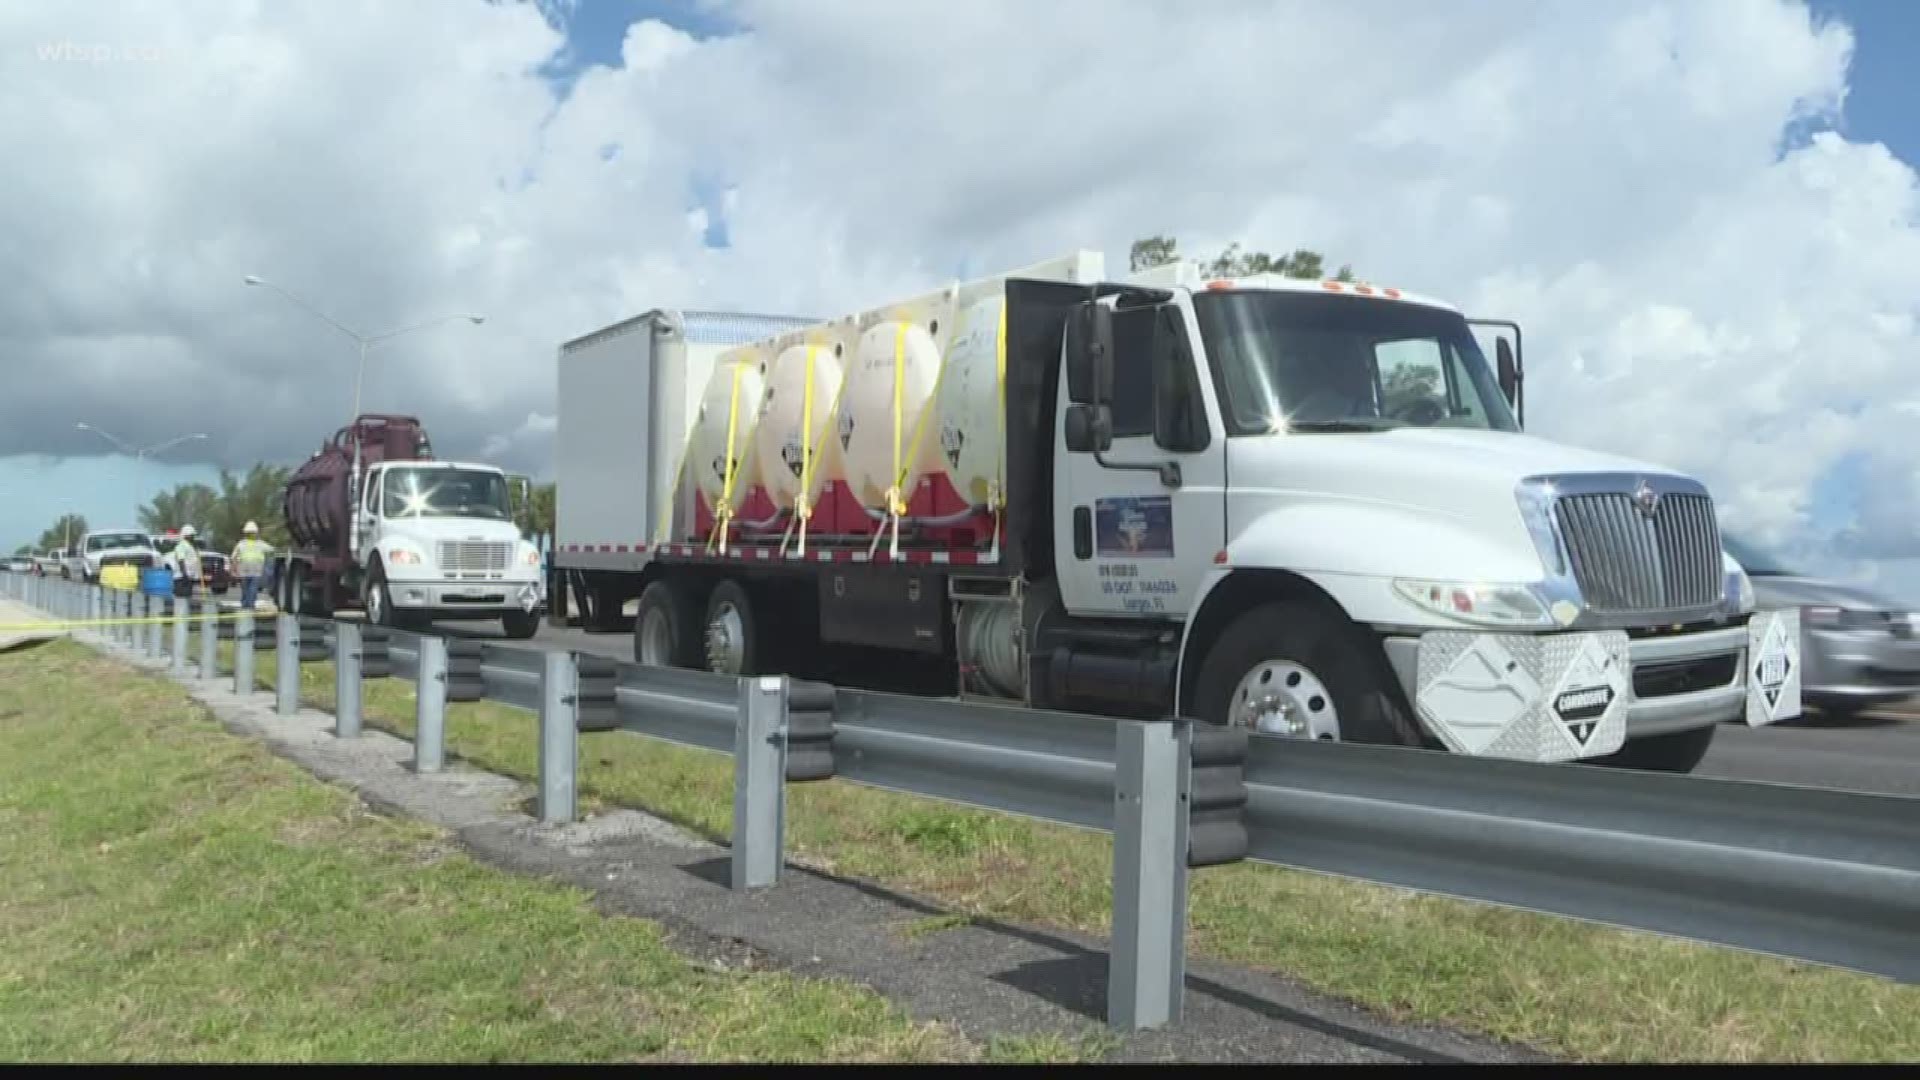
[551,251,1801,772]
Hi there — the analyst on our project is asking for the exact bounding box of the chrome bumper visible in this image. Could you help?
[1622,625,1746,737]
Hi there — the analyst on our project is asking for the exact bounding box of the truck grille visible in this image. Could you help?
[1554,491,1721,614]
[437,541,511,572]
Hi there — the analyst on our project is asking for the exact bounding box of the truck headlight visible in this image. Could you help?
[389,549,422,566]
[1392,578,1553,629]
[1722,556,1754,614]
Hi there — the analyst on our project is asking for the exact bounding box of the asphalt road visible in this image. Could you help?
[432,616,1920,799]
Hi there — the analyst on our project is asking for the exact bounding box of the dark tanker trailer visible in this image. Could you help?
[274,414,545,637]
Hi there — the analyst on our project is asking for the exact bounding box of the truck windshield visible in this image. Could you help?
[1191,291,1520,436]
[382,468,511,520]
[87,532,148,552]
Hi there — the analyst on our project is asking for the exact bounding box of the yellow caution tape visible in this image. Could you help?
[993,297,1007,509]
[0,609,266,631]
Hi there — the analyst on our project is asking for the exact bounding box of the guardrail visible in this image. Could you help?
[9,571,1920,1033]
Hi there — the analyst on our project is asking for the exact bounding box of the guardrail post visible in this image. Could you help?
[234,608,255,696]
[412,635,448,774]
[1108,718,1190,1032]
[88,585,101,644]
[538,651,579,824]
[333,620,362,738]
[146,593,165,660]
[732,675,789,891]
[276,615,300,715]
[199,596,219,680]
[171,596,190,677]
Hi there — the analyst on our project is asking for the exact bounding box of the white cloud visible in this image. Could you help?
[3,0,1918,586]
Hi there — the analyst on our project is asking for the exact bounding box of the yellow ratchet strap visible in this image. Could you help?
[706,361,747,554]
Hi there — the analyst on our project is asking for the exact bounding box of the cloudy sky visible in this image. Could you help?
[3,0,1918,599]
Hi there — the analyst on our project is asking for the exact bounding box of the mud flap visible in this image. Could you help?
[1414,630,1631,762]
[1744,607,1801,725]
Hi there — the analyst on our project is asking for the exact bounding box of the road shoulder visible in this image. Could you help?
[138,650,1539,1063]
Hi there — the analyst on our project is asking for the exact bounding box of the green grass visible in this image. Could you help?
[0,642,983,1063]
[242,643,1920,1063]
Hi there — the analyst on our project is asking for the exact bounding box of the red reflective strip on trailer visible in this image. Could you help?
[615,545,629,553]
[599,545,612,553]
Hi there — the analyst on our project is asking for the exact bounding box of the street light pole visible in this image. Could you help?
[242,275,484,420]
[243,275,485,555]
[73,424,208,529]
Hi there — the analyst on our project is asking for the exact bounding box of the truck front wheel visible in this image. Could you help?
[1192,600,1421,747]
[634,579,701,668]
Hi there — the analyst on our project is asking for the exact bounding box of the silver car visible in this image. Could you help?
[1724,534,1920,718]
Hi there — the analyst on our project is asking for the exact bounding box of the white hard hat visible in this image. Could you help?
[180,524,196,538]
[244,521,258,533]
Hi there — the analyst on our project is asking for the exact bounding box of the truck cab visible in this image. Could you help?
[1042,261,1797,770]
[353,460,546,635]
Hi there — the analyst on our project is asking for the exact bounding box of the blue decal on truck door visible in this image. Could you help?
[1094,496,1173,558]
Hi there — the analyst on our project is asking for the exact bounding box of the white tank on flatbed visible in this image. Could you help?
[688,352,768,516]
[754,338,848,513]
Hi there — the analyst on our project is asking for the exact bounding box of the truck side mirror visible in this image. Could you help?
[1065,301,1114,406]
[1064,403,1113,453]
[1496,339,1517,405]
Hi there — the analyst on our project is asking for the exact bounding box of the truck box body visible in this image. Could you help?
[556,310,819,573]
[555,253,1102,577]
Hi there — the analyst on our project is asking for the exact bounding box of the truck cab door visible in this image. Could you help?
[1054,294,1225,619]
[357,467,383,565]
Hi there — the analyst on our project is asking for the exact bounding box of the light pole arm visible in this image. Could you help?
[75,422,136,457]
[246,277,366,347]
[365,313,486,347]
[137,432,209,458]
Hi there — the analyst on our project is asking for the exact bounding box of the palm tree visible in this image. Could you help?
[519,481,556,553]
[37,513,88,553]
[207,464,291,550]
[138,483,218,538]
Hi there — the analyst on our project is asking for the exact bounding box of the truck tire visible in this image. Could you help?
[364,564,397,629]
[702,579,760,676]
[1592,725,1716,773]
[634,579,701,668]
[1191,600,1422,747]
[501,610,540,640]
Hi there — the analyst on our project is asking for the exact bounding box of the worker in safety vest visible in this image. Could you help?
[231,521,273,610]
[170,525,203,600]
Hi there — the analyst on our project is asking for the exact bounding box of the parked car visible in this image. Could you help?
[1724,533,1920,718]
[75,528,158,582]
[4,556,32,573]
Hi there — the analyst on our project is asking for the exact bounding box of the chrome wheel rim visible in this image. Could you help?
[367,581,385,625]
[638,606,674,666]
[1229,659,1341,739]
[704,600,745,674]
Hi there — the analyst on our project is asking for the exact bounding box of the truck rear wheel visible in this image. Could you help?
[703,579,760,676]
[1192,600,1421,747]
[634,579,701,667]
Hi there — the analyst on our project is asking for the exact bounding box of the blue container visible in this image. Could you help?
[140,567,174,597]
